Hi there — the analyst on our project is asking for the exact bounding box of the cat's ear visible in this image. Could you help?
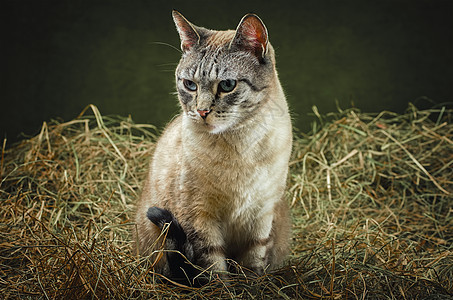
[172,10,200,52]
[230,14,269,62]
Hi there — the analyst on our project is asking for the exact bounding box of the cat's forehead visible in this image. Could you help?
[177,36,258,80]
[205,30,236,47]
[178,51,255,81]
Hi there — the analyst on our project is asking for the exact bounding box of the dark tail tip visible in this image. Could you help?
[146,206,188,246]
[147,206,174,229]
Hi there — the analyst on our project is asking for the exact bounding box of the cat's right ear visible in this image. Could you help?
[172,10,200,52]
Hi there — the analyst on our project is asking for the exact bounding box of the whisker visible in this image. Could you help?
[151,41,182,53]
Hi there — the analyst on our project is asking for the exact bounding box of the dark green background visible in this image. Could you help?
[2,0,452,144]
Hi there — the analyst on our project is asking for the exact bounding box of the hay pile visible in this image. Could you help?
[1,104,452,299]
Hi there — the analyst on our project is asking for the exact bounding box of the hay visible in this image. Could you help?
[1,104,452,299]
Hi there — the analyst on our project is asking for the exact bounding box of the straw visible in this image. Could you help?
[1,104,451,299]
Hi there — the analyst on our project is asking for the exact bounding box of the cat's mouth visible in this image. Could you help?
[186,110,230,134]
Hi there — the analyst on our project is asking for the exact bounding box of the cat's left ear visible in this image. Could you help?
[172,10,200,52]
[230,14,269,62]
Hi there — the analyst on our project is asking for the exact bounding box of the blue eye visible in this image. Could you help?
[183,79,197,91]
[218,79,236,93]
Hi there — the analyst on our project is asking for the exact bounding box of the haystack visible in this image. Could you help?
[1,104,451,299]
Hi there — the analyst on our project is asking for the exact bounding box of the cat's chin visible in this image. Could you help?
[199,121,232,134]
[206,125,228,134]
[195,122,226,134]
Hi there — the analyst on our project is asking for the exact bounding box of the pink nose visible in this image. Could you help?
[197,109,211,119]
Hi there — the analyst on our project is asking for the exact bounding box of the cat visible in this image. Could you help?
[134,10,292,285]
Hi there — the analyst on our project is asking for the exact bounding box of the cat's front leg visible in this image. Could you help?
[241,213,274,275]
[191,217,228,278]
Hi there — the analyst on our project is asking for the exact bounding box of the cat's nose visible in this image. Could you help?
[197,109,211,119]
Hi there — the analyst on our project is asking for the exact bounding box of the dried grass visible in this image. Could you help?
[1,104,452,299]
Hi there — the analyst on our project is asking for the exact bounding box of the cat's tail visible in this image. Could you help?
[146,206,199,284]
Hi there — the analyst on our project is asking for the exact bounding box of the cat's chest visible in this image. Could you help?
[185,144,272,194]
[179,120,289,212]
[181,155,277,216]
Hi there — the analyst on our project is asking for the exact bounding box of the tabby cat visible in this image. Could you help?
[134,10,292,284]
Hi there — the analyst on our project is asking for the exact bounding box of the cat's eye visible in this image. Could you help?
[218,79,237,93]
[183,79,197,91]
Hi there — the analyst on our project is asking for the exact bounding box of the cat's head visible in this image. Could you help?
[172,10,277,134]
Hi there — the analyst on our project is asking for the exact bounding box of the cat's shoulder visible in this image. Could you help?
[155,114,184,150]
